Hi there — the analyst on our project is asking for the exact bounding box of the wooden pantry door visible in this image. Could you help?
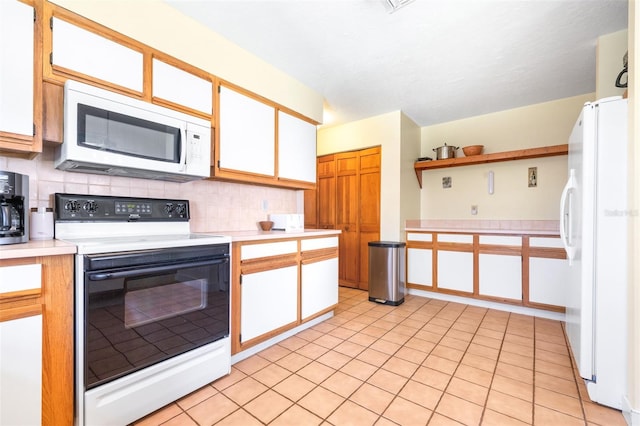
[309,146,380,290]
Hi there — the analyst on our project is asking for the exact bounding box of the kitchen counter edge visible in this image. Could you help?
[0,240,77,259]
[405,227,560,236]
[217,229,341,242]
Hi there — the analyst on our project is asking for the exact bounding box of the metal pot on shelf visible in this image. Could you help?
[432,143,459,160]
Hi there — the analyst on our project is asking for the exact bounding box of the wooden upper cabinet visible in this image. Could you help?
[152,58,212,116]
[0,0,42,157]
[217,84,276,177]
[215,82,317,189]
[51,17,143,93]
[277,110,317,184]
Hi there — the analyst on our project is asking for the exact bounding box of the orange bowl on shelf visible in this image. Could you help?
[462,145,484,156]
[258,221,274,231]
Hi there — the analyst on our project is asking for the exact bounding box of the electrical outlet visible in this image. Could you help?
[471,205,478,215]
[262,200,268,211]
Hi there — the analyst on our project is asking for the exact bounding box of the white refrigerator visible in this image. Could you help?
[560,96,628,409]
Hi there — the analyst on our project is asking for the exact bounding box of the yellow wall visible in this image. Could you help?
[597,29,628,99]
[49,0,324,123]
[317,111,421,240]
[419,94,593,220]
[318,111,401,240]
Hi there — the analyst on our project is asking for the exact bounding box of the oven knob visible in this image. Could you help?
[175,203,187,216]
[83,201,98,214]
[164,203,174,215]
[64,200,79,212]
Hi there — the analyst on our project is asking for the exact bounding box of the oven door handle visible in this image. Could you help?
[87,257,229,281]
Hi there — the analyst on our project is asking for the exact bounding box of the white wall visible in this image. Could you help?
[49,0,324,123]
[419,94,593,220]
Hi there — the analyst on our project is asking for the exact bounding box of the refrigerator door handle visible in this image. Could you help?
[560,168,577,264]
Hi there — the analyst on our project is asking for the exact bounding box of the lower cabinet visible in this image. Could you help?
[0,255,74,425]
[301,257,339,320]
[241,265,298,342]
[406,231,567,312]
[479,253,522,301]
[0,314,42,426]
[528,237,569,308]
[438,250,474,293]
[0,263,42,426]
[232,234,339,354]
[407,248,433,287]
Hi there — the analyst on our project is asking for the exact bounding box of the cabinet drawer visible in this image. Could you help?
[438,234,473,244]
[479,235,521,246]
[300,236,338,251]
[240,240,298,260]
[530,237,564,248]
[407,233,432,242]
[0,264,41,294]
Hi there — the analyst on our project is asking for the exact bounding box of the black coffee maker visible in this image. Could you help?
[0,171,29,245]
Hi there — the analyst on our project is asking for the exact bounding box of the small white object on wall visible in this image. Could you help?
[488,171,494,194]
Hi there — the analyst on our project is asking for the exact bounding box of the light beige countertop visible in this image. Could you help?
[217,229,341,242]
[405,219,560,236]
[0,239,77,260]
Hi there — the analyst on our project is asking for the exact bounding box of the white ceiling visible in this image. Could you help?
[164,0,628,127]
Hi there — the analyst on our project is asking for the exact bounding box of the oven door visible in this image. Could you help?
[82,244,229,389]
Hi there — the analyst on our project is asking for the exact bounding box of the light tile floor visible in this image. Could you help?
[134,288,628,426]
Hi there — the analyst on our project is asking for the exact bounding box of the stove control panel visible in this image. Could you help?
[55,193,190,221]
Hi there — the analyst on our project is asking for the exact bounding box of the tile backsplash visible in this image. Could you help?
[1,146,299,232]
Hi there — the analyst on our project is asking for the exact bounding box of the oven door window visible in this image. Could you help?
[78,103,181,163]
[84,257,229,389]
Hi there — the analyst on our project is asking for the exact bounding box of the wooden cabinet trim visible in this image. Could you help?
[0,303,42,322]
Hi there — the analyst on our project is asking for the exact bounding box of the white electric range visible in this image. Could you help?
[54,193,231,426]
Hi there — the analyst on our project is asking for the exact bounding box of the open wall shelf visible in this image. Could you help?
[414,144,568,188]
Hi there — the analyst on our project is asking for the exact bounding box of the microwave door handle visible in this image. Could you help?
[179,127,188,172]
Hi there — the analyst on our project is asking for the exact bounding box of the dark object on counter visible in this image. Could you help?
[368,241,406,306]
[0,171,29,245]
[433,143,459,160]
[416,156,432,162]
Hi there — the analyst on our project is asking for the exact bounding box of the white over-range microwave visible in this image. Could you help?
[55,80,211,182]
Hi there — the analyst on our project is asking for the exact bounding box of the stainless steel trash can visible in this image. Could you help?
[368,241,406,306]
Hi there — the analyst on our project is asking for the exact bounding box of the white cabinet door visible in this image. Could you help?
[0,263,42,426]
[277,111,316,183]
[152,59,212,115]
[52,18,143,92]
[479,254,522,300]
[241,265,298,342]
[0,315,42,426]
[218,86,275,176]
[0,0,33,136]
[301,257,338,319]
[407,248,433,286]
[530,257,569,307]
[437,251,473,293]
